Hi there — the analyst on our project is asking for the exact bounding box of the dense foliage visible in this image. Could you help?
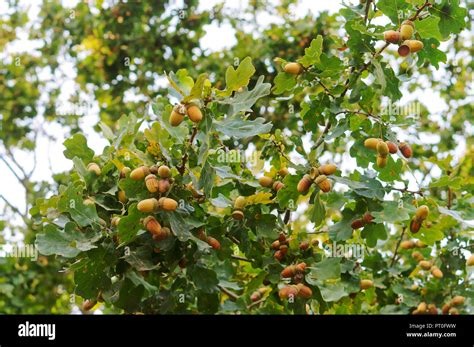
[1,0,473,314]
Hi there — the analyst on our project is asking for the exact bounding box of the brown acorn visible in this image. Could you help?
[360,279,374,290]
[153,226,171,241]
[157,179,169,194]
[82,299,97,312]
[283,62,303,75]
[281,265,295,278]
[279,244,289,255]
[273,181,285,192]
[170,105,186,126]
[398,44,410,57]
[383,30,401,44]
[450,296,465,306]
[467,254,474,266]
[297,175,313,194]
[250,291,262,302]
[362,212,374,224]
[87,163,101,176]
[157,165,171,178]
[315,175,331,193]
[187,104,203,123]
[274,250,284,261]
[137,198,159,213]
[448,307,459,315]
[401,240,416,249]
[143,216,161,236]
[376,141,389,157]
[232,210,244,220]
[415,240,427,248]
[299,241,309,251]
[415,205,429,220]
[296,284,312,299]
[410,219,422,233]
[295,262,307,272]
[278,167,289,177]
[386,141,398,154]
[145,174,159,193]
[417,301,427,313]
[120,166,131,178]
[441,303,451,315]
[351,219,365,229]
[118,190,127,203]
[412,251,424,262]
[403,39,424,53]
[431,266,443,279]
[259,176,274,188]
[271,240,281,250]
[319,164,337,175]
[207,237,221,250]
[130,166,150,180]
[419,260,432,270]
[158,197,178,211]
[399,142,412,158]
[278,232,287,243]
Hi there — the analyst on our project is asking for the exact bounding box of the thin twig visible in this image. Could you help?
[217,284,239,301]
[247,297,266,310]
[364,0,372,24]
[390,227,406,266]
[178,126,198,175]
[0,194,28,222]
[312,120,331,151]
[408,1,432,22]
[231,254,252,262]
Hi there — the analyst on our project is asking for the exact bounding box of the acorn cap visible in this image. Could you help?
[232,210,244,220]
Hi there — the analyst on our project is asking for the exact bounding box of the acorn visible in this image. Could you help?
[158,197,178,211]
[399,142,412,158]
[118,190,127,203]
[111,216,121,227]
[297,175,313,194]
[410,219,422,233]
[319,164,337,175]
[234,196,246,210]
[87,163,101,176]
[250,291,262,302]
[397,44,410,57]
[448,307,459,315]
[467,254,474,266]
[278,167,289,177]
[403,39,424,53]
[401,240,416,249]
[278,233,287,243]
[412,251,424,262]
[299,241,309,251]
[82,299,96,312]
[120,166,131,178]
[415,205,429,220]
[419,260,432,270]
[170,105,185,126]
[273,181,285,192]
[279,244,289,255]
[376,141,389,157]
[259,176,274,188]
[376,155,388,168]
[450,296,465,306]
[157,165,171,178]
[143,216,161,236]
[431,266,443,279]
[283,62,303,75]
[295,262,307,272]
[207,237,221,250]
[360,279,374,290]
[274,250,284,261]
[137,198,159,212]
[351,219,365,229]
[145,174,159,193]
[315,175,331,193]
[153,226,171,241]
[362,212,374,224]
[187,104,203,123]
[296,284,312,299]
[83,198,95,206]
[400,20,414,40]
[158,179,171,193]
[232,210,244,220]
[281,265,295,278]
[417,302,427,313]
[383,30,401,44]
[271,240,281,250]
[442,303,451,315]
[386,141,398,154]
[364,138,381,150]
[130,166,150,180]
[415,240,427,248]
[309,167,320,179]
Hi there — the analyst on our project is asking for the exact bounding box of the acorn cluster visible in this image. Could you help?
[250,287,268,302]
[383,19,425,57]
[258,167,288,192]
[441,296,465,315]
[412,302,439,315]
[297,164,337,194]
[351,212,374,229]
[170,103,203,127]
[196,228,221,250]
[271,232,289,261]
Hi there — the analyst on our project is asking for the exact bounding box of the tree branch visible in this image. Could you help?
[408,1,432,22]
[231,254,252,262]
[364,0,372,24]
[217,284,239,301]
[0,194,28,222]
[390,227,406,266]
[312,120,331,151]
[178,126,198,175]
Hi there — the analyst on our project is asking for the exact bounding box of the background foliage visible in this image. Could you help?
[0,0,473,314]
